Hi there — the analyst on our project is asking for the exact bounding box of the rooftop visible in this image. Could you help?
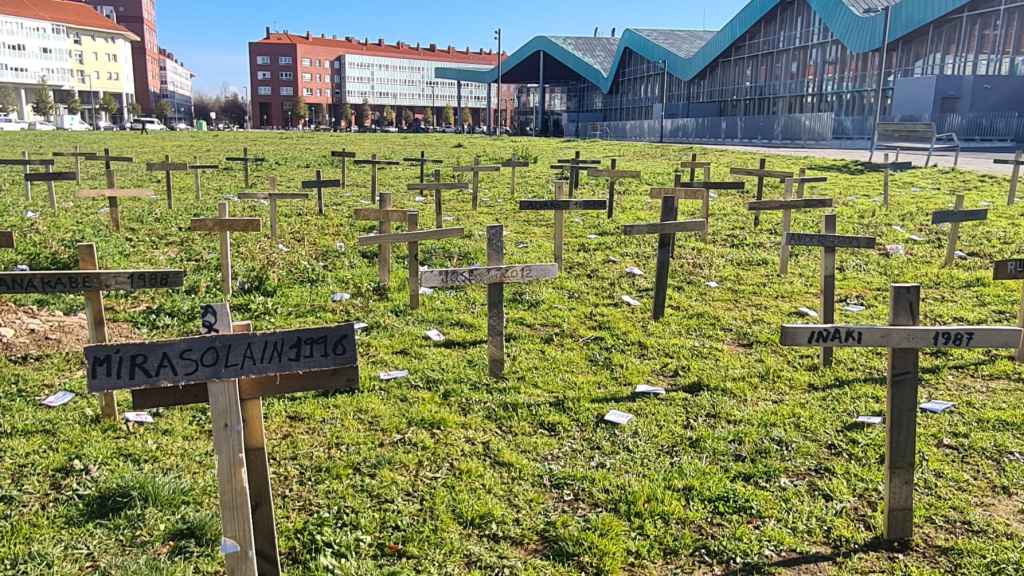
[0,0,137,39]
[254,30,505,66]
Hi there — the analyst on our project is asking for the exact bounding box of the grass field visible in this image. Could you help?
[0,131,1022,575]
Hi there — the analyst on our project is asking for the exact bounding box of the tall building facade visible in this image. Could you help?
[0,0,137,123]
[158,47,192,124]
[84,0,160,112]
[248,29,503,129]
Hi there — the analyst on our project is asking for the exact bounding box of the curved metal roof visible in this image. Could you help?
[436,0,970,92]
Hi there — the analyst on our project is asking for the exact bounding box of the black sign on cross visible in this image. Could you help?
[931,193,988,267]
[500,152,530,195]
[354,153,401,204]
[785,213,877,367]
[146,154,189,209]
[189,156,220,200]
[85,303,359,575]
[0,153,55,201]
[992,258,1024,362]
[994,150,1024,205]
[52,145,97,185]
[551,151,600,197]
[25,166,76,211]
[587,159,641,218]
[402,150,443,184]
[453,156,501,210]
[225,146,265,189]
[518,180,607,268]
[730,159,794,228]
[407,169,469,228]
[301,169,342,216]
[419,224,559,378]
[330,149,357,188]
[0,230,14,250]
[781,284,1021,542]
[622,195,707,320]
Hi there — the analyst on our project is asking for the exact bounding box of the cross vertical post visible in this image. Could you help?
[191,203,262,297]
[884,283,920,542]
[453,157,500,210]
[379,192,392,285]
[219,202,233,295]
[518,183,606,268]
[487,225,505,379]
[432,170,443,227]
[820,214,837,366]
[407,211,420,309]
[147,154,189,209]
[780,180,795,275]
[501,153,529,195]
[78,243,117,420]
[188,159,219,200]
[995,150,1024,205]
[588,159,641,219]
[22,151,30,201]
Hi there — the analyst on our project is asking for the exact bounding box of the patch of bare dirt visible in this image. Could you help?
[0,300,135,356]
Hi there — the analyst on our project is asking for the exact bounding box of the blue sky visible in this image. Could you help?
[158,0,751,95]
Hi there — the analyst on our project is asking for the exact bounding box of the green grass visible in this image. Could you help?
[0,131,1022,575]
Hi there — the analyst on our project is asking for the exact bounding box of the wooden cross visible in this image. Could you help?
[864,153,913,208]
[238,177,308,241]
[518,180,606,268]
[189,157,220,200]
[402,150,443,184]
[551,151,600,196]
[191,202,262,296]
[146,154,189,209]
[407,169,469,228]
[25,166,76,211]
[0,242,185,419]
[52,145,97,185]
[85,302,359,575]
[353,192,411,286]
[0,230,13,250]
[0,154,56,201]
[330,149,356,188]
[994,150,1024,205]
[730,159,794,227]
[932,194,987,267]
[649,187,710,241]
[453,156,501,210]
[992,259,1024,362]
[748,176,833,275]
[354,154,400,204]
[677,156,711,183]
[420,224,558,378]
[358,212,464,309]
[77,188,154,231]
[301,169,342,216]
[500,152,529,195]
[225,147,265,189]
[622,196,707,320]
[785,213,876,367]
[781,283,1021,542]
[587,159,641,218]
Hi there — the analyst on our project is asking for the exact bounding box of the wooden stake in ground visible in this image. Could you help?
[677,157,711,183]
[0,230,13,250]
[358,214,464,309]
[402,151,443,184]
[992,259,1024,362]
[419,224,559,378]
[864,153,912,208]
[85,303,360,575]
[994,150,1024,205]
[330,149,356,188]
[191,202,262,296]
[730,160,794,227]
[25,167,76,211]
[518,180,606,268]
[146,154,189,209]
[781,283,1021,542]
[785,213,877,367]
[52,145,97,185]
[649,187,710,241]
[225,147,264,189]
[453,156,501,209]
[551,151,600,196]
[189,157,220,200]
[407,169,469,228]
[932,194,988,267]
[0,243,185,420]
[77,188,154,231]
[0,155,57,201]
[587,159,641,218]
[748,178,833,275]
[238,177,309,241]
[622,196,707,320]
[301,169,342,216]
[501,153,529,195]
[354,154,400,204]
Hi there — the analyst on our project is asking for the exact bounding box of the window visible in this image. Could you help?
[257,71,271,80]
[257,86,272,95]
[256,55,271,65]
[304,87,313,96]
[334,60,340,69]
[302,73,312,82]
[280,71,293,80]
[279,56,292,64]
[302,58,312,66]
[280,86,294,96]
[333,74,340,83]
[316,74,321,82]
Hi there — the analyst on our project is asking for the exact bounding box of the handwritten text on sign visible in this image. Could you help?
[420,264,558,288]
[780,325,1022,349]
[85,323,358,392]
[0,270,184,294]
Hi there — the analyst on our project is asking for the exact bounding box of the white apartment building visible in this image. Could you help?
[338,54,492,111]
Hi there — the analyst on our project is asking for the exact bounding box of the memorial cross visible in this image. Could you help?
[649,187,710,241]
[406,169,469,228]
[518,180,607,268]
[729,159,794,227]
[238,177,309,241]
[301,169,342,216]
[453,156,501,209]
[994,150,1024,205]
[52,145,97,185]
[402,150,443,184]
[587,158,641,218]
[748,177,834,275]
[0,154,56,201]
[992,258,1024,362]
[354,154,400,204]
[932,193,987,267]
[146,154,189,209]
[25,165,76,211]
[225,147,264,189]
[191,202,262,296]
[330,149,357,188]
[189,157,220,200]
[864,153,913,208]
[500,152,529,195]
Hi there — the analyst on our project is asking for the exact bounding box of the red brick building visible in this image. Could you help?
[84,0,161,112]
[249,29,506,129]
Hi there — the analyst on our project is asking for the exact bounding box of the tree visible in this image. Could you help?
[31,83,55,119]
[442,104,454,126]
[462,108,474,130]
[193,92,223,124]
[67,97,82,116]
[401,108,414,128]
[128,100,141,117]
[155,100,173,123]
[0,86,16,116]
[421,107,433,126]
[357,99,371,127]
[99,93,120,119]
[382,106,395,127]
[221,94,247,126]
[341,103,352,128]
[290,96,308,127]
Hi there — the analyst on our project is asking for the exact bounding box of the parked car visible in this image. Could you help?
[93,120,116,131]
[0,115,27,131]
[381,126,398,133]
[171,122,192,131]
[28,121,57,131]
[130,117,166,131]
[56,114,91,131]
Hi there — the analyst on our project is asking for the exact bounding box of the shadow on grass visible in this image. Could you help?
[722,537,909,575]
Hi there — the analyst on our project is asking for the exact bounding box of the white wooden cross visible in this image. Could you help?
[419,224,558,378]
[52,145,97,186]
[301,169,342,216]
[352,191,412,287]
[225,146,264,189]
[781,283,1021,542]
[785,213,876,367]
[453,156,501,210]
[992,258,1024,362]
[864,153,913,208]
[354,154,400,204]
[518,180,606,268]
[238,177,309,241]
[330,149,356,188]
[402,150,443,184]
[407,169,469,228]
[587,159,641,218]
[730,159,793,228]
[189,157,220,200]
[191,202,262,296]
[932,193,987,267]
[358,210,464,309]
[85,303,359,575]
[994,150,1023,205]
[0,242,185,420]
[500,152,530,195]
[146,154,190,209]
[747,176,833,275]
[0,154,57,201]
[25,166,76,211]
[622,195,707,320]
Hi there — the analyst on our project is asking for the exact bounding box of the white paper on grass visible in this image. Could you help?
[123,411,154,424]
[353,322,368,332]
[842,304,866,313]
[41,391,75,407]
[24,211,38,219]
[908,235,923,242]
[587,234,598,240]
[415,196,426,202]
[425,329,445,342]
[419,286,434,295]
[856,415,883,426]
[634,384,666,396]
[920,400,955,414]
[515,241,529,249]
[886,244,905,257]
[705,281,719,288]
[277,243,289,252]
[331,292,351,303]
[625,266,644,277]
[621,295,641,307]
[14,264,29,272]
[798,307,818,319]
[607,256,621,263]
[335,242,346,252]
[954,250,968,260]
[379,370,409,381]
[603,410,634,425]
[220,537,241,555]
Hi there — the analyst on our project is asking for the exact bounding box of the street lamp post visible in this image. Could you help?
[494,28,502,136]
[660,59,669,144]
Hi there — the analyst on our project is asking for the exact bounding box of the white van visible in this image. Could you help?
[130,117,166,131]
[0,114,26,131]
[56,114,92,131]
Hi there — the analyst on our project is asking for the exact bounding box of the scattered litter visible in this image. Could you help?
[24,210,38,219]
[954,250,968,260]
[220,537,241,555]
[855,415,883,426]
[335,242,346,252]
[379,370,409,381]
[634,384,666,396]
[330,292,351,303]
[414,195,426,202]
[912,187,921,193]
[603,410,634,425]
[621,295,641,307]
[98,207,110,214]
[980,201,992,208]
[41,391,75,407]
[709,192,718,199]
[885,244,905,257]
[353,322,368,332]
[0,327,13,339]
[425,329,445,342]
[13,264,29,272]
[607,256,621,263]
[920,400,955,414]
[705,281,720,288]
[276,243,289,253]
[419,286,434,295]
[359,199,371,205]
[223,195,239,202]
[123,411,154,424]
[515,241,529,249]
[892,225,905,233]
[587,234,598,240]
[908,235,923,242]
[798,307,818,319]
[443,216,455,222]
[842,304,866,313]
[625,266,644,277]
